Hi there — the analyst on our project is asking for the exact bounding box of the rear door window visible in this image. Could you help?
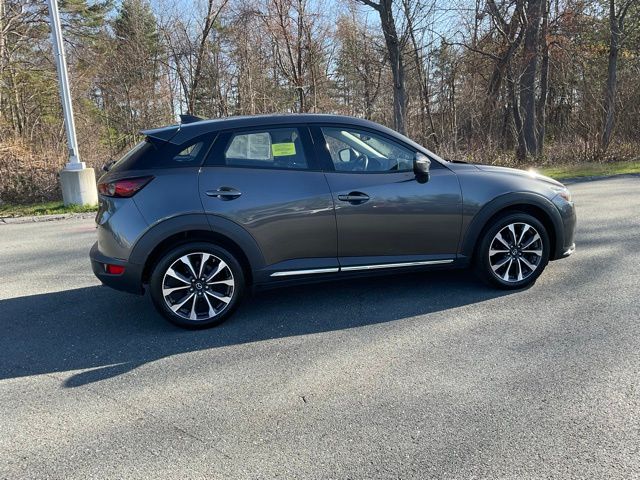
[223,128,308,170]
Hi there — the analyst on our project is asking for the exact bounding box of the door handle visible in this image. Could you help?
[206,187,242,200]
[337,192,370,204]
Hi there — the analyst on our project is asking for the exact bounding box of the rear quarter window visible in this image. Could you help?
[110,134,215,172]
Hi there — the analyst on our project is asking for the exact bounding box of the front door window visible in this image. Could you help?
[321,127,414,172]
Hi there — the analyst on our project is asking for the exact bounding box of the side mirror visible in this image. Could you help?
[413,152,431,182]
[338,148,351,163]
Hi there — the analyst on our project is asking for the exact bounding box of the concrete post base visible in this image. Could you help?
[60,167,98,206]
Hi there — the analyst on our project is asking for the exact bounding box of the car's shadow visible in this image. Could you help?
[0,270,512,387]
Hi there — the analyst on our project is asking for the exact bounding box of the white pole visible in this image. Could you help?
[46,0,84,170]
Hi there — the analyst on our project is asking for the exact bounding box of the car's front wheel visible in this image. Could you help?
[474,212,550,289]
[149,242,245,329]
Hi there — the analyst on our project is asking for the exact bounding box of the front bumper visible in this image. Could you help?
[90,242,145,295]
[551,195,577,260]
[560,243,576,258]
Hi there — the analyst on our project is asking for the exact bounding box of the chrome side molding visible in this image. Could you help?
[341,259,454,272]
[270,259,454,277]
[270,267,340,277]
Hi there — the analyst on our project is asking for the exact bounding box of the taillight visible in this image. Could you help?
[98,176,153,198]
[105,264,125,275]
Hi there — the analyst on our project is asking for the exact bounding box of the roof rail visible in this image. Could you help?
[180,114,204,124]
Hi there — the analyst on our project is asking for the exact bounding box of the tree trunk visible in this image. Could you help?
[296,0,305,113]
[601,0,631,153]
[0,0,5,118]
[508,68,527,161]
[402,0,438,147]
[486,0,525,101]
[376,0,407,134]
[8,66,23,135]
[536,0,549,156]
[188,0,228,115]
[519,0,543,157]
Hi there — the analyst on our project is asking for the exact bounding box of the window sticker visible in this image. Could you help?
[271,142,296,157]
[249,133,271,159]
[227,132,271,160]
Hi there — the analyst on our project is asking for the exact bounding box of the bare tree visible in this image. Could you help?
[519,0,544,157]
[601,0,634,153]
[357,0,407,134]
[158,0,229,117]
[262,0,323,113]
[188,0,229,114]
[485,0,525,102]
[401,0,439,147]
[334,10,385,120]
[536,0,550,155]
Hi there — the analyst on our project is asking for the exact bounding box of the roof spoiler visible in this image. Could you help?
[140,125,179,143]
[140,114,204,143]
[180,114,204,124]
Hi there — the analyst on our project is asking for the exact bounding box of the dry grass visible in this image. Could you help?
[538,160,640,179]
[0,201,97,218]
[1,139,638,206]
[0,141,67,204]
[444,140,640,169]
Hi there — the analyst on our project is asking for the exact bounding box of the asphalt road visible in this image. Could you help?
[1,176,639,479]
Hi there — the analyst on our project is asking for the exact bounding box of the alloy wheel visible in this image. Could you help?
[161,252,235,321]
[488,222,544,283]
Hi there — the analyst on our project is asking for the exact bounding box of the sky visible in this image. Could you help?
[142,0,467,39]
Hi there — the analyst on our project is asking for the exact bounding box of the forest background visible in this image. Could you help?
[0,0,638,203]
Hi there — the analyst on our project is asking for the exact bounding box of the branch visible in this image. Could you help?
[356,0,381,12]
[438,34,502,62]
[618,0,634,21]
[486,0,509,37]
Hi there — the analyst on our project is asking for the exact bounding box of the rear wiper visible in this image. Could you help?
[102,159,116,172]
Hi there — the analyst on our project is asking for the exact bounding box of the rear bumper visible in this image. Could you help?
[90,242,145,295]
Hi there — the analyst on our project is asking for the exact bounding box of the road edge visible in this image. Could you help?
[560,172,640,184]
[0,212,96,225]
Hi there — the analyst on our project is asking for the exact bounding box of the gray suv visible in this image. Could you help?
[91,114,576,329]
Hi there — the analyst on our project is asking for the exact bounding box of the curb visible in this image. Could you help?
[560,172,640,185]
[0,212,96,225]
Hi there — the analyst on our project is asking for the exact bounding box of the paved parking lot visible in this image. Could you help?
[1,176,639,479]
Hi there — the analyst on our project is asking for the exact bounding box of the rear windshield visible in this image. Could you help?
[110,141,155,172]
[110,134,214,172]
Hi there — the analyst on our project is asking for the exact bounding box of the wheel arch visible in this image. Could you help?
[461,193,564,261]
[129,214,265,286]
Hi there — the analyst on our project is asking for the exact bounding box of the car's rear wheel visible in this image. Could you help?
[149,242,245,329]
[474,212,550,289]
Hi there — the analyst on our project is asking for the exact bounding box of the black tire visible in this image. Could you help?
[149,242,245,329]
[474,212,550,290]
